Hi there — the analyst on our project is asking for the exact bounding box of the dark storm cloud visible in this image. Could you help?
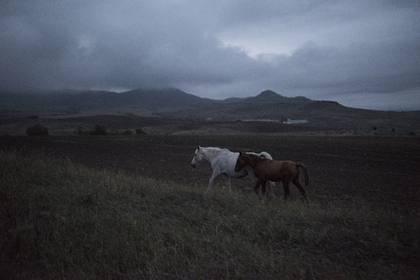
[0,0,419,110]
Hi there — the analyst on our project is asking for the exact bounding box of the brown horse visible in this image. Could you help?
[235,152,310,203]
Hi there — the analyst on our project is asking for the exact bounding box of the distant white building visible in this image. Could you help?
[241,119,279,122]
[283,118,308,124]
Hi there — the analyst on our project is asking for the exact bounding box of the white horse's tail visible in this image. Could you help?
[259,151,272,160]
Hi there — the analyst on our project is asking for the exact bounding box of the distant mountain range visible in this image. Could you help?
[0,88,318,113]
[0,88,213,112]
[0,88,333,110]
[1,88,419,133]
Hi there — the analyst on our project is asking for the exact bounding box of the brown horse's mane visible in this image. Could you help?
[238,152,268,166]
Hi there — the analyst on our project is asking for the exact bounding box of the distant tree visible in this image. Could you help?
[26,124,49,136]
[91,124,108,135]
[136,128,146,135]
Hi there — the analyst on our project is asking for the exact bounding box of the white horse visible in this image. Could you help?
[190,146,275,194]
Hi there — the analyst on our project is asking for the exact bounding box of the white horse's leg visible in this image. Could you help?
[268,181,276,197]
[224,176,232,193]
[207,169,220,192]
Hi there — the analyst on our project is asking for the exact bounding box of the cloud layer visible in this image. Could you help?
[1,0,419,110]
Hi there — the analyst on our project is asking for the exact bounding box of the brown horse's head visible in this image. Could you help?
[235,152,265,172]
[235,152,249,172]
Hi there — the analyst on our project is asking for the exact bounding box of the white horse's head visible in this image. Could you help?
[191,146,205,168]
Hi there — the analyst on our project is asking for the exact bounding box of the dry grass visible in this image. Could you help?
[1,151,419,279]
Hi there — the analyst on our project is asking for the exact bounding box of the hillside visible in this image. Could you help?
[1,136,419,279]
[244,90,312,104]
[161,91,420,135]
[160,90,317,120]
[1,88,419,135]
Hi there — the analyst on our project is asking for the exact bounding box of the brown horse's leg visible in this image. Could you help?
[282,181,290,201]
[254,178,262,194]
[261,180,267,196]
[293,177,309,204]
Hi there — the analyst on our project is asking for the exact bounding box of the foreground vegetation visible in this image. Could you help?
[1,151,418,279]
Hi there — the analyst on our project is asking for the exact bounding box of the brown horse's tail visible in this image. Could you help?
[296,163,310,186]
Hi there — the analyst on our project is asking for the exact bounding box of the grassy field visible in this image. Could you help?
[1,135,419,279]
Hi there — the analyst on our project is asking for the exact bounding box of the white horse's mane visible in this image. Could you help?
[199,146,228,161]
[199,147,272,161]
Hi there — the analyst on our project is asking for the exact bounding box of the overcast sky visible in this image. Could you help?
[1,0,419,110]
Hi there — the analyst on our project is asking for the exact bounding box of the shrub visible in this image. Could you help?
[26,124,49,136]
[90,124,108,135]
